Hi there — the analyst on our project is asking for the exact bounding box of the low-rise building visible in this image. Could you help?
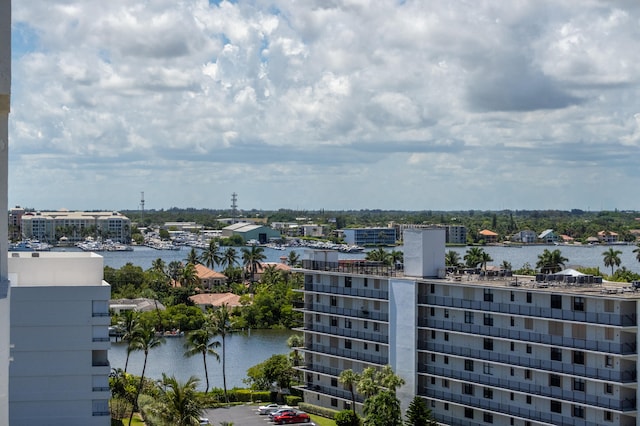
[20,210,131,244]
[194,264,228,289]
[342,227,396,246]
[221,222,281,244]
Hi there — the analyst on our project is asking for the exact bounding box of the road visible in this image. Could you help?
[201,404,317,426]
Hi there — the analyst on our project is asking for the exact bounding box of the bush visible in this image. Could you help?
[298,402,339,419]
[285,395,303,406]
[335,409,361,426]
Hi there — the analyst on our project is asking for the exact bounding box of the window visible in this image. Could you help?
[484,314,494,326]
[442,379,449,388]
[605,327,614,340]
[605,383,613,394]
[550,400,562,414]
[444,332,449,341]
[375,344,379,352]
[315,314,321,322]
[604,411,612,422]
[462,383,474,395]
[345,319,352,329]
[551,347,562,361]
[573,351,585,365]
[331,398,338,407]
[444,403,449,411]
[510,316,515,327]
[510,392,514,401]
[605,355,613,367]
[483,387,493,399]
[483,362,493,375]
[524,318,533,330]
[510,368,515,376]
[526,292,532,303]
[430,307,435,316]
[331,317,337,327]
[510,291,515,301]
[444,309,449,318]
[549,374,561,387]
[364,321,368,329]
[345,276,352,288]
[464,408,474,419]
[510,342,515,351]
[373,323,380,332]
[484,288,493,302]
[483,412,494,424]
[444,356,449,364]
[344,340,352,349]
[330,296,337,306]
[573,378,585,392]
[526,395,532,404]
[431,353,436,362]
[484,338,494,351]
[430,284,435,294]
[551,294,562,309]
[465,311,474,324]
[573,296,585,311]
[364,278,368,287]
[431,330,436,339]
[525,369,531,380]
[465,359,474,372]
[331,378,338,387]
[526,344,532,354]
[430,377,435,385]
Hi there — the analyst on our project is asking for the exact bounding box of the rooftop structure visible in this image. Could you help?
[293,229,640,425]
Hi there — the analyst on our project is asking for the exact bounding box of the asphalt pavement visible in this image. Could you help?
[201,404,317,426]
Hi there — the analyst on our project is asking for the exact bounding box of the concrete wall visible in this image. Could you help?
[403,228,446,278]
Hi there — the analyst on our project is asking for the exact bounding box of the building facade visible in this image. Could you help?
[342,227,397,246]
[294,229,639,426]
[391,223,468,245]
[19,210,131,243]
[8,252,111,426]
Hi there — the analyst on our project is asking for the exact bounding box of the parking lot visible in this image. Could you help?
[201,404,316,426]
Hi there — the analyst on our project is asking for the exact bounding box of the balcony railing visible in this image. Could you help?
[419,319,637,355]
[300,260,399,277]
[299,323,388,344]
[420,341,637,383]
[302,343,386,365]
[304,303,389,322]
[302,283,389,300]
[419,295,637,327]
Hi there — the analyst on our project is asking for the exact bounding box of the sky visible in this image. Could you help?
[8,0,640,212]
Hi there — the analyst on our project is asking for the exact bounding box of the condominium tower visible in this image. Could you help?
[294,229,638,426]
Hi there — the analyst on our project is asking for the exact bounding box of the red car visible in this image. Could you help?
[272,410,311,424]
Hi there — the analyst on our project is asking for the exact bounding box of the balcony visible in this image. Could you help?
[302,343,387,365]
[304,303,388,322]
[301,282,389,300]
[300,259,399,277]
[297,323,388,344]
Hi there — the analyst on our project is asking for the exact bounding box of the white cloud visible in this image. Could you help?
[8,0,640,211]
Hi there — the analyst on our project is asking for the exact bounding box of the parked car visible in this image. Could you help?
[199,418,210,425]
[272,411,311,424]
[258,403,282,415]
[268,408,295,420]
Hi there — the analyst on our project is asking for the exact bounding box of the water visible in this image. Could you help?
[110,329,294,390]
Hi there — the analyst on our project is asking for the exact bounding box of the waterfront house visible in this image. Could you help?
[478,229,498,243]
[194,263,228,289]
[598,230,619,244]
[189,292,243,311]
[538,229,559,243]
[510,229,537,244]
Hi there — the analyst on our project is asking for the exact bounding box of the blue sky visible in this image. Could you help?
[8,0,640,212]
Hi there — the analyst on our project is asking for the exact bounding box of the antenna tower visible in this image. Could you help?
[231,192,238,223]
[140,192,145,222]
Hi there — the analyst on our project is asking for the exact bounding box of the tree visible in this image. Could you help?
[151,258,167,277]
[445,251,461,269]
[242,245,266,283]
[463,247,485,268]
[339,369,360,416]
[127,322,166,425]
[185,248,200,265]
[221,247,238,270]
[536,249,568,274]
[183,328,220,394]
[478,251,493,272]
[209,303,233,403]
[286,334,304,368]
[286,250,300,267]
[335,410,361,426]
[366,248,390,265]
[120,310,140,373]
[179,263,200,288]
[634,244,640,263]
[152,374,203,426]
[363,389,402,426]
[200,241,222,269]
[167,261,183,283]
[389,250,403,266]
[404,396,437,426]
[602,247,623,275]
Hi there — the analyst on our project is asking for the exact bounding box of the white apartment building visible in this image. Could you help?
[20,210,132,243]
[8,252,111,426]
[294,229,639,426]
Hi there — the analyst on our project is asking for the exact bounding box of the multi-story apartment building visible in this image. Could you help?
[19,210,131,243]
[391,223,468,244]
[342,227,397,246]
[294,229,639,426]
[8,251,111,425]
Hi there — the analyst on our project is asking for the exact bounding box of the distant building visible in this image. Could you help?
[391,224,467,245]
[538,229,559,244]
[162,221,203,232]
[8,252,111,425]
[189,292,243,311]
[300,224,325,238]
[598,231,619,244]
[194,264,227,289]
[511,230,537,244]
[478,229,499,243]
[8,206,24,241]
[109,298,166,314]
[342,227,396,246]
[221,222,281,244]
[20,210,131,244]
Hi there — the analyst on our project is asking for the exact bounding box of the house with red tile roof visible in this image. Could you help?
[189,292,243,311]
[597,231,619,244]
[194,263,227,289]
[478,229,498,244]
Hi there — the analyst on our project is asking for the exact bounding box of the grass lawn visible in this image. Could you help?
[310,414,336,426]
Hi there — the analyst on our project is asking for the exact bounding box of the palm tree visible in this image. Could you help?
[356,367,379,399]
[445,250,461,269]
[261,264,281,286]
[339,369,360,415]
[389,250,403,267]
[536,249,569,274]
[287,334,304,367]
[478,251,493,272]
[183,328,220,394]
[209,303,233,404]
[241,245,266,283]
[602,247,623,275]
[286,250,300,267]
[185,247,200,265]
[153,374,203,426]
[128,322,166,426]
[200,241,222,269]
[366,248,390,265]
[151,258,167,276]
[634,244,640,263]
[221,247,238,270]
[179,263,200,288]
[464,247,485,268]
[120,310,139,373]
